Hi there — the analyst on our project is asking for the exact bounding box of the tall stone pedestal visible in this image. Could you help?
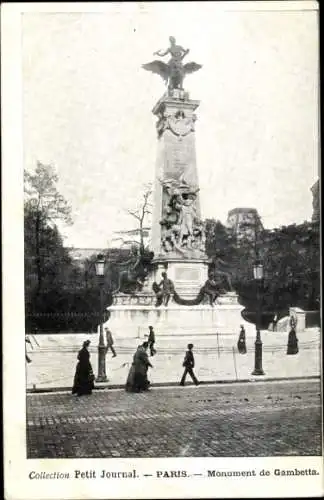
[145,258,208,298]
[151,91,203,263]
[106,292,248,339]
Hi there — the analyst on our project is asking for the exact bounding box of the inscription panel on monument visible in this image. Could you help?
[175,267,200,282]
[165,132,194,181]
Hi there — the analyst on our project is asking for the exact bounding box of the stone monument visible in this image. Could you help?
[106,37,247,338]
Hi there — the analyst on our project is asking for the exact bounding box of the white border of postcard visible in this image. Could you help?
[2,2,323,499]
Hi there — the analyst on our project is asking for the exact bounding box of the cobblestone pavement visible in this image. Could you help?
[26,380,322,458]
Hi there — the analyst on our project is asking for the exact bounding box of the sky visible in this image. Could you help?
[22,2,319,248]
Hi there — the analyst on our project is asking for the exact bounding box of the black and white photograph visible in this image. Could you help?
[2,1,322,499]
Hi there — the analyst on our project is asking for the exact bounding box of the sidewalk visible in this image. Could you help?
[26,328,321,392]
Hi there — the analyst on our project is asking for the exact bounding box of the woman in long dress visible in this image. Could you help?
[287,315,299,355]
[237,325,247,354]
[125,342,152,392]
[72,340,95,396]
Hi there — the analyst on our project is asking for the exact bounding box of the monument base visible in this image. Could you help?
[144,258,209,298]
[106,292,252,339]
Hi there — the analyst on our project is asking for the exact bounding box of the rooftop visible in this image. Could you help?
[227,207,259,216]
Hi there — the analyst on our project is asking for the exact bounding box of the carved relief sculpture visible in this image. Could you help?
[152,271,222,308]
[159,177,205,258]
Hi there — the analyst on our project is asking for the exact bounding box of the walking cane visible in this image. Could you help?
[232,346,238,381]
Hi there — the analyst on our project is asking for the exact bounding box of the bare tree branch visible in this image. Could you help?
[123,184,153,252]
[127,209,141,221]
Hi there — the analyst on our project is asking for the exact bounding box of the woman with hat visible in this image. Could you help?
[126,341,153,392]
[237,325,247,354]
[72,340,95,396]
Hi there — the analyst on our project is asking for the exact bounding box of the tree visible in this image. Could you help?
[204,216,320,318]
[115,183,152,254]
[24,162,72,293]
[204,218,240,288]
[110,184,155,293]
[24,204,73,294]
[24,162,81,332]
[24,203,78,332]
[261,221,320,312]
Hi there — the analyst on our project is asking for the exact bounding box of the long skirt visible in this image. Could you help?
[72,361,94,395]
[125,364,136,392]
[125,364,150,392]
[237,339,247,354]
[287,330,299,355]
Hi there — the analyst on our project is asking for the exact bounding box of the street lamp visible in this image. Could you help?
[95,254,107,382]
[252,259,265,376]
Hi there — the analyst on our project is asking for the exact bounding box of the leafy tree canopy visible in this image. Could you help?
[204,218,320,316]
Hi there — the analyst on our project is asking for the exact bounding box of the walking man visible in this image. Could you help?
[147,325,157,357]
[105,327,117,357]
[180,343,199,386]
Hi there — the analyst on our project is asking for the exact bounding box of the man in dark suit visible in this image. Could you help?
[180,343,199,386]
[147,326,157,357]
[105,327,117,357]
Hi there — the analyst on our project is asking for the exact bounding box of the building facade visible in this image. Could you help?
[226,207,263,243]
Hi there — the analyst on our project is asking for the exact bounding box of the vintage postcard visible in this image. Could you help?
[2,1,322,499]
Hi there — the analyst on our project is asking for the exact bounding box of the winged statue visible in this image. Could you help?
[142,36,202,91]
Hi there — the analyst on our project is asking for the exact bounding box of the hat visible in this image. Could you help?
[83,340,91,347]
[188,343,194,349]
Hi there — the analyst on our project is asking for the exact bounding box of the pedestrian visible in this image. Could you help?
[72,340,95,396]
[147,325,156,356]
[237,325,247,354]
[180,343,199,386]
[287,314,299,355]
[289,313,298,332]
[125,342,153,392]
[105,327,117,357]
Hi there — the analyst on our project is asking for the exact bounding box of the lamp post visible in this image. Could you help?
[252,259,265,376]
[95,254,107,382]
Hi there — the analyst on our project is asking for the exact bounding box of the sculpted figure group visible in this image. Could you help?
[142,36,202,92]
[152,271,223,308]
[160,178,205,256]
[114,246,154,295]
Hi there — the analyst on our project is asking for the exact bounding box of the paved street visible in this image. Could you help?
[27,380,322,458]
